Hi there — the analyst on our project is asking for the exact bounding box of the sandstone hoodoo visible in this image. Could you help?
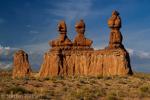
[12,50,32,78]
[38,11,133,77]
[105,10,124,50]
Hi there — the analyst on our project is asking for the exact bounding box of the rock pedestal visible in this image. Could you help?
[12,50,32,78]
[38,15,133,77]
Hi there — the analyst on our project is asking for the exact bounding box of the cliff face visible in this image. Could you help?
[12,50,32,78]
[38,49,133,77]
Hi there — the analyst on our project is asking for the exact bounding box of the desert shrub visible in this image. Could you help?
[105,83,110,86]
[59,75,65,80]
[88,76,96,79]
[109,90,116,96]
[111,75,118,78]
[6,86,26,94]
[139,85,149,92]
[43,77,50,81]
[51,75,65,80]
[76,83,80,87]
[30,77,36,80]
[81,87,89,92]
[127,88,130,92]
[33,83,41,87]
[121,75,128,79]
[96,91,102,97]
[49,91,55,96]
[97,75,103,79]
[0,89,3,93]
[118,81,127,84]
[117,90,125,97]
[58,81,65,85]
[103,76,112,80]
[17,91,23,95]
[79,79,85,83]
[90,79,96,84]
[107,95,117,100]
[101,88,106,95]
[62,86,68,91]
[53,83,57,87]
[26,90,33,94]
[137,91,147,98]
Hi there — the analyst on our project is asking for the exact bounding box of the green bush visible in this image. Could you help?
[6,86,26,94]
[139,85,149,92]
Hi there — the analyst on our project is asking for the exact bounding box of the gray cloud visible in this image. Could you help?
[0,45,19,70]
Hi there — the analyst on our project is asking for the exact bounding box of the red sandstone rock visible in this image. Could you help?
[49,20,72,49]
[38,49,132,77]
[73,19,93,46]
[38,13,133,77]
[105,10,124,50]
[12,50,32,78]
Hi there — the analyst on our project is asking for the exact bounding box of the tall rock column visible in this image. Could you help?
[105,10,124,50]
[12,50,32,78]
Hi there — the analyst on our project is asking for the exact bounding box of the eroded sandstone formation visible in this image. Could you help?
[38,12,133,77]
[12,50,32,78]
[49,20,72,51]
[105,10,125,50]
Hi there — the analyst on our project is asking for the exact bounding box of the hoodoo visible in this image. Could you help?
[38,11,133,77]
[12,50,32,78]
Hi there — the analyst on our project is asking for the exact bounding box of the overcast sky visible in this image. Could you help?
[0,0,150,73]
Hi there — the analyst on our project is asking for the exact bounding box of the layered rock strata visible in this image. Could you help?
[38,14,133,77]
[12,50,32,78]
[38,49,132,77]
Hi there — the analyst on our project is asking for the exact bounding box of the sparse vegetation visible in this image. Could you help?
[5,86,26,94]
[0,70,150,100]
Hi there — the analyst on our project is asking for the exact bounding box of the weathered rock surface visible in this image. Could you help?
[105,10,124,50]
[38,12,133,77]
[38,49,132,77]
[12,50,32,78]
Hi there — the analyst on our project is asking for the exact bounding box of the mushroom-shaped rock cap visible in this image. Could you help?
[57,20,67,32]
[13,50,27,56]
[75,19,85,28]
[112,10,119,16]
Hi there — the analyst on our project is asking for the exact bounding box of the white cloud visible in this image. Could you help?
[136,51,150,58]
[126,48,134,56]
[29,31,39,33]
[0,62,13,70]
[45,0,104,26]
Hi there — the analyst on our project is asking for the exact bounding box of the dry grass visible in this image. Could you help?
[0,70,150,100]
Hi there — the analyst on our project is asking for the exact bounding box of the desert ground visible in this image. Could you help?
[0,70,150,100]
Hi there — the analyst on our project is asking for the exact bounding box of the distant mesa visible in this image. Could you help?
[13,10,133,78]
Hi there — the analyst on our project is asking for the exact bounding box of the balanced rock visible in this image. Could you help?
[38,13,133,77]
[105,10,124,50]
[49,20,72,51]
[12,50,32,78]
[73,19,93,46]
